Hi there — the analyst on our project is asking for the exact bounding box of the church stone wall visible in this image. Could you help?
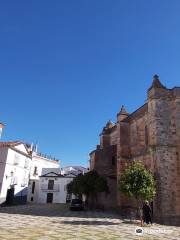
[89,76,180,225]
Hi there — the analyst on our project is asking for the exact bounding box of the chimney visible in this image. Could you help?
[0,123,5,140]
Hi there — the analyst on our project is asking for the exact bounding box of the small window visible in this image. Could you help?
[33,167,38,175]
[31,197,34,202]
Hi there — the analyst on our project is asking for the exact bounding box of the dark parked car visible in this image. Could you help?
[70,199,84,210]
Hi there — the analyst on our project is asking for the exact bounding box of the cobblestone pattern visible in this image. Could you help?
[0,205,179,240]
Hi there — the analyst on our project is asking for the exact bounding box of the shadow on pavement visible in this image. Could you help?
[0,204,122,219]
[122,220,139,225]
[55,220,120,225]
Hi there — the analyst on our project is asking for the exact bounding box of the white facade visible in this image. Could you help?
[61,166,88,176]
[35,169,74,204]
[27,152,60,203]
[0,142,31,204]
[30,152,59,180]
[0,141,60,205]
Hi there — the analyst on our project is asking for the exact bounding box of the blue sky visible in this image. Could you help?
[0,1,180,167]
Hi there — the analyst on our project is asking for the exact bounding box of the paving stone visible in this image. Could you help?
[0,204,179,240]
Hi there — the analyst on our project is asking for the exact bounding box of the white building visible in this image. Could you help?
[0,141,31,204]
[61,166,88,176]
[36,168,74,204]
[0,123,60,205]
[27,151,59,203]
[0,123,83,205]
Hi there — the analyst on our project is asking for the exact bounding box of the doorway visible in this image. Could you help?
[47,193,53,203]
[6,187,15,205]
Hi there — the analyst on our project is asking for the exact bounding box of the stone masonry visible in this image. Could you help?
[89,75,180,225]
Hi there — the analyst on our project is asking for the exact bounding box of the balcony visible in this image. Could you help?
[41,184,59,192]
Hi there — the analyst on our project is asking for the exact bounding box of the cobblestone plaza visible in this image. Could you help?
[0,204,179,240]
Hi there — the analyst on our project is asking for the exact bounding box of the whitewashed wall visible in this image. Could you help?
[37,176,73,204]
[0,147,8,202]
[0,144,61,205]
[30,154,59,180]
[0,145,31,204]
[27,154,60,203]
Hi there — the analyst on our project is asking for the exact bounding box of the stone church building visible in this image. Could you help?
[89,75,180,225]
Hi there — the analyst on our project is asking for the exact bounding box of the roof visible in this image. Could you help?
[63,166,87,171]
[40,172,64,177]
[40,171,74,178]
[106,120,114,128]
[100,124,117,136]
[0,141,32,157]
[41,168,60,175]
[100,119,117,136]
[62,166,88,177]
[117,105,129,116]
[33,152,59,162]
[0,123,5,128]
[122,103,148,123]
[0,141,22,147]
[148,74,166,91]
[64,173,77,177]
[89,149,96,155]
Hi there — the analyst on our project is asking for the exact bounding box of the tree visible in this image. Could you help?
[67,170,109,207]
[118,161,156,224]
[67,173,85,197]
